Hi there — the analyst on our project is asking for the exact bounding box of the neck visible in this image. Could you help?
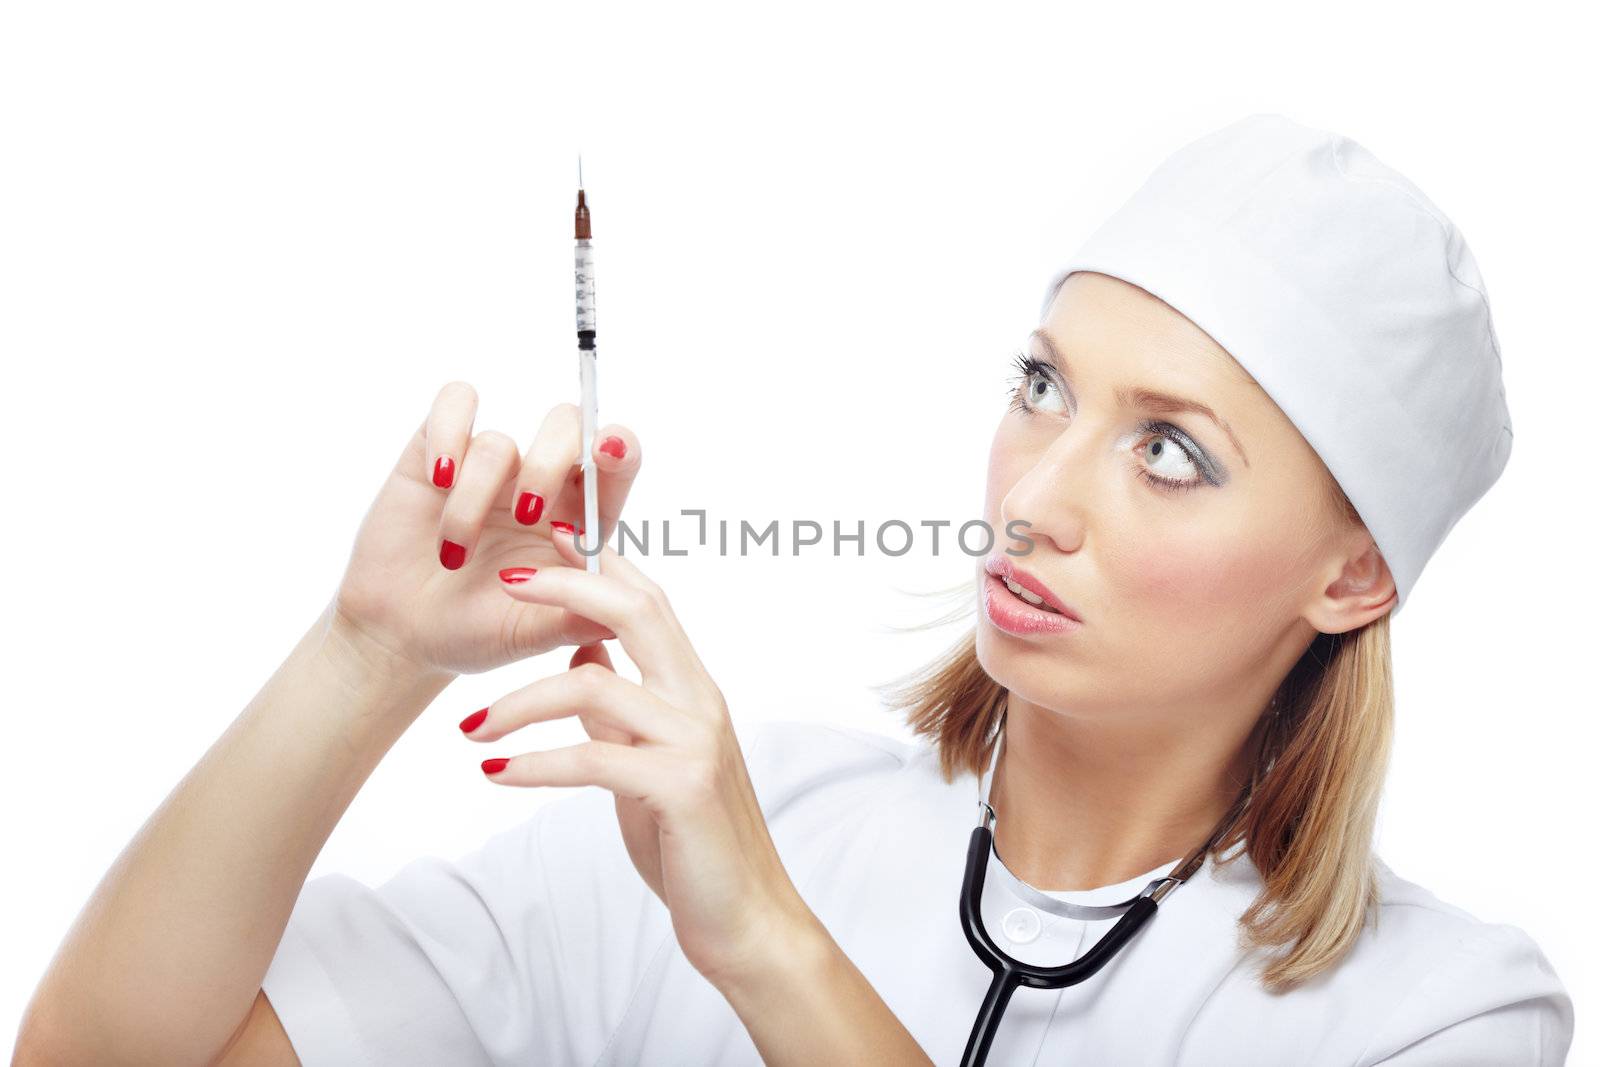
[988,689,1267,892]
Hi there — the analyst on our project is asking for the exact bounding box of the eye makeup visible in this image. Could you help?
[1007,352,1065,416]
[1132,419,1226,489]
[1005,350,1231,491]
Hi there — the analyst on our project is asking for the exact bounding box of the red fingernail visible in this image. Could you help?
[459,707,488,733]
[433,456,454,488]
[499,567,537,583]
[440,539,467,570]
[515,491,545,525]
[599,435,626,460]
[481,757,510,775]
[551,520,574,534]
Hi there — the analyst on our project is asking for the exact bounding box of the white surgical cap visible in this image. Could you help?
[1042,113,1512,616]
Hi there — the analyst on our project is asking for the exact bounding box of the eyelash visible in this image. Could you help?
[1006,351,1207,494]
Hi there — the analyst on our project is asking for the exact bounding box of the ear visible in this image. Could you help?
[1304,535,1398,635]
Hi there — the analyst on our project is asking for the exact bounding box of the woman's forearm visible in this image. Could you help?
[16,601,455,1066]
[716,914,936,1066]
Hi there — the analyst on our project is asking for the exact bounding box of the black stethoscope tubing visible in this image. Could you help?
[958,710,1250,1066]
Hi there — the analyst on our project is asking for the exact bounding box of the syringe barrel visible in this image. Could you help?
[575,238,596,336]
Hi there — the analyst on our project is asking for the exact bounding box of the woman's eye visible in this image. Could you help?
[1138,432,1203,488]
[1019,370,1068,415]
[1008,354,1219,493]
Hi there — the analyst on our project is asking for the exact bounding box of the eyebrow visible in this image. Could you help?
[1029,328,1251,468]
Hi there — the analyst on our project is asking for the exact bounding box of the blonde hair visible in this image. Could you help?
[877,478,1392,994]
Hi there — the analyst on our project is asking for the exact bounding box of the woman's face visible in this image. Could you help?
[977,271,1391,720]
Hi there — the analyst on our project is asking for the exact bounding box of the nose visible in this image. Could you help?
[1000,425,1092,557]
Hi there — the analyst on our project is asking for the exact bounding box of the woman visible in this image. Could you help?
[17,115,1573,1065]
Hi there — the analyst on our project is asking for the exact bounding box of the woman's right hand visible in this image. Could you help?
[329,381,641,678]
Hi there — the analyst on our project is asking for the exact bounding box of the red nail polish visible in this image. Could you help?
[482,757,510,775]
[515,491,545,525]
[440,539,467,570]
[459,707,488,733]
[551,520,574,534]
[499,567,537,583]
[599,435,626,460]
[433,456,454,488]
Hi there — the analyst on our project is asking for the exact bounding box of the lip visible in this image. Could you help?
[981,573,1083,636]
[983,554,1083,623]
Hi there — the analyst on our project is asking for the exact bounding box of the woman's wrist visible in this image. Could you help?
[711,906,837,1018]
[713,907,932,1066]
[317,600,457,704]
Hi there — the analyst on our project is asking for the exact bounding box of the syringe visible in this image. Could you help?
[574,157,600,573]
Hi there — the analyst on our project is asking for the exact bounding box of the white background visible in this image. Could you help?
[3,0,1592,1057]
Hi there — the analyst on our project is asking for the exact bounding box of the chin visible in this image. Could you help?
[976,625,1075,704]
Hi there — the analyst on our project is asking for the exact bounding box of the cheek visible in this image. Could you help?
[1112,521,1290,613]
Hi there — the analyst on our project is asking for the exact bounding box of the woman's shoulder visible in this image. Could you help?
[1368,854,1559,966]
[1181,851,1572,1063]
[1332,857,1574,1063]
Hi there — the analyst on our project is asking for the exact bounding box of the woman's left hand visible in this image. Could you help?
[462,527,817,989]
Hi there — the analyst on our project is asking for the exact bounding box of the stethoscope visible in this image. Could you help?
[957,708,1253,1066]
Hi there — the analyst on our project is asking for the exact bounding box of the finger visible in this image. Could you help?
[570,643,629,745]
[462,661,692,745]
[571,640,616,672]
[547,610,620,648]
[590,423,642,538]
[498,541,706,691]
[548,521,681,612]
[424,381,479,490]
[496,567,618,646]
[546,423,643,537]
[481,739,672,800]
[536,525,705,671]
[398,415,428,476]
[436,429,520,570]
[511,403,580,529]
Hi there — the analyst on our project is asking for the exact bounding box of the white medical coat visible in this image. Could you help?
[261,718,1574,1065]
